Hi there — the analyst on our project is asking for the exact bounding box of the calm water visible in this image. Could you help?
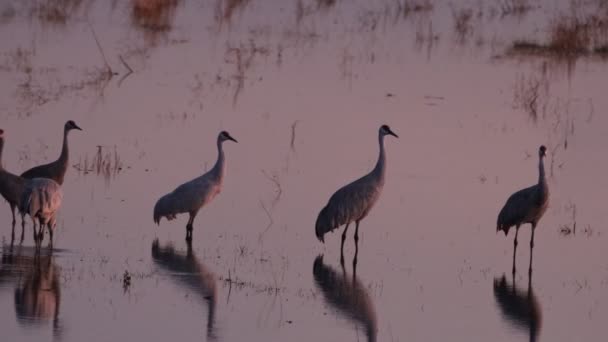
[1,0,607,341]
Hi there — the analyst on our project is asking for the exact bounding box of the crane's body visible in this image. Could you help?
[497,145,549,274]
[315,125,398,256]
[0,129,26,233]
[153,131,237,241]
[20,177,62,247]
[21,120,82,185]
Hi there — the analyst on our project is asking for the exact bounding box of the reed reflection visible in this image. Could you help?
[312,255,377,342]
[493,270,542,342]
[151,239,217,340]
[0,245,63,338]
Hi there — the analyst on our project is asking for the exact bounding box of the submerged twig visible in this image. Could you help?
[118,55,134,86]
[290,120,299,152]
[88,22,117,77]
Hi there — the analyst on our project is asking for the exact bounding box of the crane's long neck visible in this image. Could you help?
[58,128,69,168]
[538,155,546,186]
[209,138,225,180]
[371,133,386,183]
[538,154,548,199]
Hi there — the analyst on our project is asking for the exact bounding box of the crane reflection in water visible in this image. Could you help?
[151,239,218,340]
[0,245,63,339]
[313,255,377,342]
[493,269,542,342]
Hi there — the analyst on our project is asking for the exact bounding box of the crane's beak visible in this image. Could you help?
[74,123,83,131]
[388,129,398,138]
[227,135,238,143]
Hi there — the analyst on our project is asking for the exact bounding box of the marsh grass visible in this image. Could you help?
[29,0,85,27]
[509,10,608,58]
[74,145,123,180]
[496,0,534,18]
[131,0,180,44]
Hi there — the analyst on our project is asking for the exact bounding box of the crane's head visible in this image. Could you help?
[65,120,82,132]
[380,124,398,138]
[219,131,238,143]
[539,145,547,158]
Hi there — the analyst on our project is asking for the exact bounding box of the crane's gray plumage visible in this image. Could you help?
[497,145,549,273]
[21,120,82,185]
[153,131,237,241]
[315,125,398,254]
[0,129,26,232]
[20,178,63,247]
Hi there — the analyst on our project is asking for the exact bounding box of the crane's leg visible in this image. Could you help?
[37,219,44,246]
[340,223,350,266]
[353,221,360,268]
[20,214,25,244]
[354,221,360,247]
[186,213,196,242]
[47,225,54,249]
[10,203,16,226]
[530,223,536,249]
[529,223,536,276]
[10,220,15,246]
[512,225,520,276]
[32,221,38,246]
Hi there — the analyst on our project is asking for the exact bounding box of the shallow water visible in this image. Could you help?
[1,0,607,341]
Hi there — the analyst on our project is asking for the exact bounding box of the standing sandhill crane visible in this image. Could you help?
[0,129,26,241]
[497,145,549,275]
[20,178,63,248]
[493,272,542,342]
[315,125,398,261]
[313,255,377,342]
[151,239,217,340]
[154,131,238,242]
[20,120,82,185]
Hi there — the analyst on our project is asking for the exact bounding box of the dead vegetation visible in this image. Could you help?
[507,3,608,59]
[223,39,270,106]
[496,0,534,18]
[131,0,180,44]
[513,63,549,122]
[214,0,252,28]
[29,0,86,27]
[74,145,124,180]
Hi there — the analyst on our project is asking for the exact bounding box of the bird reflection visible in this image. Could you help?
[151,239,217,340]
[0,245,63,339]
[312,255,377,342]
[493,271,542,342]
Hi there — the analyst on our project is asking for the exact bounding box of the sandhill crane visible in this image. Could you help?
[21,120,82,185]
[497,145,549,275]
[20,178,63,248]
[313,255,377,342]
[0,129,26,241]
[153,131,238,242]
[315,125,398,261]
[493,272,542,342]
[151,239,217,340]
